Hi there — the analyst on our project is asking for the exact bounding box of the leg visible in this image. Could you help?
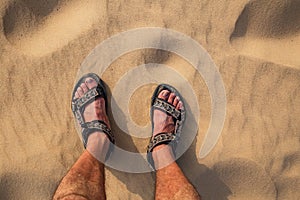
[152,90,201,200]
[53,77,111,200]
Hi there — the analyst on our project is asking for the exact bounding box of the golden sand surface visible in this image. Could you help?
[0,0,299,199]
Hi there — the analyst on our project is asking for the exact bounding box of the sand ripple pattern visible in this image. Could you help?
[0,0,299,199]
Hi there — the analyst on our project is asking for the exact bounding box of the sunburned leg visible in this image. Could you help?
[53,146,106,200]
[53,77,111,200]
[152,90,201,200]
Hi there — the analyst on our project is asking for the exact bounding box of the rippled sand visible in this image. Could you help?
[0,0,299,199]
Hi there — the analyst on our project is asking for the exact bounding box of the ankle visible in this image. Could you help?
[86,132,110,161]
[152,145,175,169]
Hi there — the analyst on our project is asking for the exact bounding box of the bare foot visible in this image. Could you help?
[151,89,183,168]
[73,77,111,159]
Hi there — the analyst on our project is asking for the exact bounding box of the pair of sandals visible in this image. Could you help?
[71,73,185,167]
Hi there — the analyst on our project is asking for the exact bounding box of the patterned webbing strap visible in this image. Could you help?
[74,88,100,109]
[147,132,176,153]
[152,98,181,120]
[82,120,115,148]
[71,87,104,125]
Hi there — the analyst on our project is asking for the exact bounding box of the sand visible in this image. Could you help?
[0,0,299,199]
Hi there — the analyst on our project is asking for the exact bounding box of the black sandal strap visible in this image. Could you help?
[74,88,101,110]
[72,85,105,111]
[147,132,176,153]
[72,84,106,126]
[82,120,115,148]
[147,132,178,169]
[152,98,181,120]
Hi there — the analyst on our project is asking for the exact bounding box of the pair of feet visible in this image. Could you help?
[73,77,183,156]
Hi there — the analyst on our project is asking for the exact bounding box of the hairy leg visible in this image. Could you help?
[152,90,201,200]
[153,146,200,200]
[53,147,106,200]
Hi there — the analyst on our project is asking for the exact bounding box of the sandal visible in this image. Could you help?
[147,84,186,168]
[71,73,115,153]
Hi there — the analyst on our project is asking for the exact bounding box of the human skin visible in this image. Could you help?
[53,77,201,200]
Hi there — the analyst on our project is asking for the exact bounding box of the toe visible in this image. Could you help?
[176,101,183,110]
[74,91,80,99]
[80,83,88,93]
[85,77,98,89]
[167,93,176,104]
[77,87,84,97]
[158,90,170,100]
[173,96,180,107]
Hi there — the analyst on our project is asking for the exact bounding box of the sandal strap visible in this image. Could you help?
[153,98,181,120]
[147,132,176,153]
[71,87,104,125]
[72,87,104,111]
[82,120,115,148]
[74,88,100,109]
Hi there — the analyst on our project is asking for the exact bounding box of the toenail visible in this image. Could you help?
[86,78,94,83]
[164,90,170,95]
[179,102,183,109]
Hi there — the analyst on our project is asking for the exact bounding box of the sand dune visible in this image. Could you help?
[0,0,299,199]
[231,0,300,67]
[3,0,106,56]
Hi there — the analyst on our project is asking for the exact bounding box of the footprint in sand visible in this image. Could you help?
[230,0,300,68]
[212,158,276,200]
[2,0,105,57]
